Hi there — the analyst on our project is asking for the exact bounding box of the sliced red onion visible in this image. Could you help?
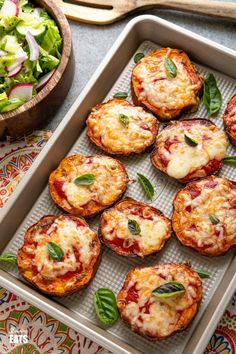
[9,83,33,102]
[26,32,39,61]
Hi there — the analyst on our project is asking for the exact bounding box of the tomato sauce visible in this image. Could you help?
[185,205,192,212]
[188,187,201,199]
[58,270,78,281]
[126,284,139,303]
[204,179,218,189]
[160,153,169,167]
[203,159,221,175]
[53,180,66,199]
[86,156,94,164]
[164,137,179,153]
[140,123,150,131]
[109,237,140,254]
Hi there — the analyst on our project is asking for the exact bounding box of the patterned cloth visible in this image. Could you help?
[0,131,52,208]
[204,294,236,354]
[0,131,235,354]
[0,288,110,354]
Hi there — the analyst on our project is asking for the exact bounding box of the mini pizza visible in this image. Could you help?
[131,48,203,121]
[172,176,236,256]
[223,94,236,146]
[86,99,158,155]
[99,198,171,257]
[17,215,101,296]
[49,154,128,217]
[117,263,202,341]
[151,119,228,183]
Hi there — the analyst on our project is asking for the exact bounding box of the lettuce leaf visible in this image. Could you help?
[1,35,21,53]
[0,53,15,67]
[0,16,21,31]
[0,91,7,101]
[38,46,59,72]
[0,66,7,77]
[40,25,62,57]
[39,11,62,57]
[19,0,34,13]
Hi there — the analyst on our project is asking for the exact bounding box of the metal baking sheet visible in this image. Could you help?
[0,15,236,354]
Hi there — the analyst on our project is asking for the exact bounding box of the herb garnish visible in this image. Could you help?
[47,242,64,261]
[137,173,154,199]
[184,134,198,147]
[93,288,119,326]
[74,174,95,186]
[128,219,141,235]
[0,253,17,264]
[119,113,129,127]
[113,92,128,99]
[152,282,185,299]
[164,57,177,78]
[203,74,222,116]
[134,52,145,63]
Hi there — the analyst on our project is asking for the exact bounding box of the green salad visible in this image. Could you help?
[0,0,62,113]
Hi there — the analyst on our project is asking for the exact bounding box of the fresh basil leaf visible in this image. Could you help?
[113,92,128,99]
[194,269,210,279]
[93,288,119,326]
[0,253,17,264]
[74,174,95,186]
[209,214,220,225]
[128,219,141,235]
[47,242,64,261]
[152,282,185,299]
[134,52,144,63]
[164,57,177,78]
[184,134,198,147]
[223,156,236,166]
[137,173,154,199]
[203,74,222,116]
[119,113,129,127]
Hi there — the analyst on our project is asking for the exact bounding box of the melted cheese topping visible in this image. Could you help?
[25,217,97,280]
[121,265,200,338]
[62,156,127,208]
[155,121,227,179]
[224,96,236,135]
[102,204,170,255]
[87,100,156,153]
[175,178,236,253]
[133,49,200,114]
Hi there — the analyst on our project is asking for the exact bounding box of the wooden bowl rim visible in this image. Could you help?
[0,0,72,123]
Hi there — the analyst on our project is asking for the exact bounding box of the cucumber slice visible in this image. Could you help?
[16,22,46,37]
[0,100,8,112]
[0,98,25,112]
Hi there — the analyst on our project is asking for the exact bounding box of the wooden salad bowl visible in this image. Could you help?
[0,0,74,138]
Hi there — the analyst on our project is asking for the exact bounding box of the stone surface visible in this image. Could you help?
[44,6,236,131]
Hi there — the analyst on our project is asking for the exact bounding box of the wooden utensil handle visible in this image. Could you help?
[137,0,236,20]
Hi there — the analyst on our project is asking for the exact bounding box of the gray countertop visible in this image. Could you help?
[44,5,236,131]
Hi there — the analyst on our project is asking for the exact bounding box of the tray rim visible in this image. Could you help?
[1,14,236,354]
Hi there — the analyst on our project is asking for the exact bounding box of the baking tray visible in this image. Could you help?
[1,15,236,354]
